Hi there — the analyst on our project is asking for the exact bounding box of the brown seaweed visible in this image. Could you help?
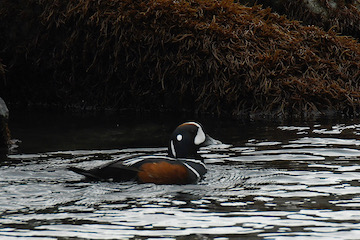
[239,0,360,40]
[1,0,360,118]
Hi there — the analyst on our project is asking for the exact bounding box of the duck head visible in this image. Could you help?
[168,122,215,158]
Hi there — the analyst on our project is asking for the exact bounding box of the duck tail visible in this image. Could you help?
[68,166,104,181]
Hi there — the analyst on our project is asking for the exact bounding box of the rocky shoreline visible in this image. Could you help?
[1,0,360,119]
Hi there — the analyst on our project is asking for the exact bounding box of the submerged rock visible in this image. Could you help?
[0,97,10,149]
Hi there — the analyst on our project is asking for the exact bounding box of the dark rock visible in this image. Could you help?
[0,62,4,79]
[0,97,10,149]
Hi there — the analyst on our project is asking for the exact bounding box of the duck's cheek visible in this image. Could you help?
[194,127,206,145]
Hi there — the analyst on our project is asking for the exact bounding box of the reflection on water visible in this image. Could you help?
[1,114,360,239]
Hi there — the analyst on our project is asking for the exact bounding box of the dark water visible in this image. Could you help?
[1,112,360,239]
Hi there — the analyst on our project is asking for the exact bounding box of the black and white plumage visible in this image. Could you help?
[69,122,218,184]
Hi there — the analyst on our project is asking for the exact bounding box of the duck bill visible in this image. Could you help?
[200,134,222,147]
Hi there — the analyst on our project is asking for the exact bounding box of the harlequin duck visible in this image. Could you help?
[69,122,219,184]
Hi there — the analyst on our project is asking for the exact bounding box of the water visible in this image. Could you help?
[1,113,360,239]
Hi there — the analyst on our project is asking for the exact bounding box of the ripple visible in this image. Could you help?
[289,137,360,146]
[228,153,325,162]
[3,121,360,238]
[278,126,311,131]
[241,147,360,157]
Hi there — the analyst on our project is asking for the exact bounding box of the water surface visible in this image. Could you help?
[1,113,360,239]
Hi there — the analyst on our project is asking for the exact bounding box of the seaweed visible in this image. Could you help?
[239,0,360,40]
[1,0,360,118]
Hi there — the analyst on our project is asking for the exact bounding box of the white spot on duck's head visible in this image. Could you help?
[194,125,206,145]
[177,134,183,141]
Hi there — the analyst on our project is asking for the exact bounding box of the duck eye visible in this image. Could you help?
[177,134,183,141]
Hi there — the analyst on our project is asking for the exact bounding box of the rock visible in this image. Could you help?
[1,0,360,118]
[0,97,10,149]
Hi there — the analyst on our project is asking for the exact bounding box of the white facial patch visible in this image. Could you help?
[177,134,183,141]
[194,125,206,145]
